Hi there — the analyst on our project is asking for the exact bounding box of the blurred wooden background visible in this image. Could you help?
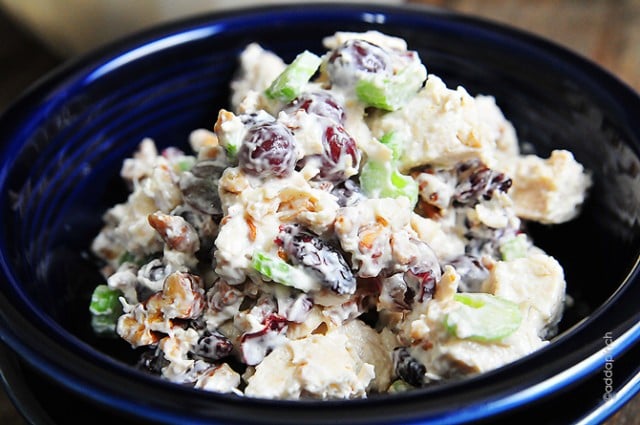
[1,0,638,424]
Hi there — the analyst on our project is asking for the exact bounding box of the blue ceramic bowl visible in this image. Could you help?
[1,3,639,424]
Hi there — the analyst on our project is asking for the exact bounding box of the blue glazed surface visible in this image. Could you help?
[0,3,639,424]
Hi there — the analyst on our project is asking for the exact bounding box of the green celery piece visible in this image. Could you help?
[216,121,241,161]
[379,131,403,161]
[252,251,293,285]
[225,142,238,159]
[91,314,119,336]
[118,251,136,265]
[388,379,415,393]
[176,157,196,172]
[360,160,418,206]
[355,60,426,111]
[251,251,319,292]
[444,293,522,343]
[499,234,528,261]
[89,285,123,336]
[89,285,122,316]
[265,50,322,102]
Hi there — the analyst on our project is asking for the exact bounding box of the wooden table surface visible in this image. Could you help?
[0,1,638,424]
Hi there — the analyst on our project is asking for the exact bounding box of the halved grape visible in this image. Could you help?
[238,122,297,178]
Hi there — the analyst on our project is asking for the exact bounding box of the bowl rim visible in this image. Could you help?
[0,2,639,424]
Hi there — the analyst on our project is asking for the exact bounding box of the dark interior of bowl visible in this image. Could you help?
[1,4,640,424]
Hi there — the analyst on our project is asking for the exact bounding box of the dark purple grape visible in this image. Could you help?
[404,266,437,303]
[328,39,392,83]
[331,178,365,207]
[137,347,169,375]
[285,91,345,123]
[453,159,512,206]
[447,255,489,293]
[276,224,356,294]
[238,122,297,178]
[402,239,441,304]
[179,160,224,215]
[192,330,233,361]
[316,124,360,182]
[393,347,425,387]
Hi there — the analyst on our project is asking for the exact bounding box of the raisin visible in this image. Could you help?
[277,224,356,294]
[393,347,425,387]
[238,122,297,178]
[453,159,512,206]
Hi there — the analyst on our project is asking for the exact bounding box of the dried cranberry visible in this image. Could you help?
[238,122,297,178]
[453,159,512,206]
[277,224,356,294]
[393,347,425,387]
[315,124,360,182]
[285,91,345,123]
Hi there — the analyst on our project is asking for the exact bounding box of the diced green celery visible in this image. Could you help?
[379,131,403,161]
[89,285,123,336]
[444,293,522,343]
[89,285,122,316]
[388,379,415,393]
[355,60,426,111]
[91,314,119,336]
[252,251,292,285]
[225,142,238,158]
[360,160,418,206]
[217,127,241,161]
[499,234,528,261]
[176,157,196,172]
[118,251,136,265]
[251,251,319,292]
[265,51,322,102]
